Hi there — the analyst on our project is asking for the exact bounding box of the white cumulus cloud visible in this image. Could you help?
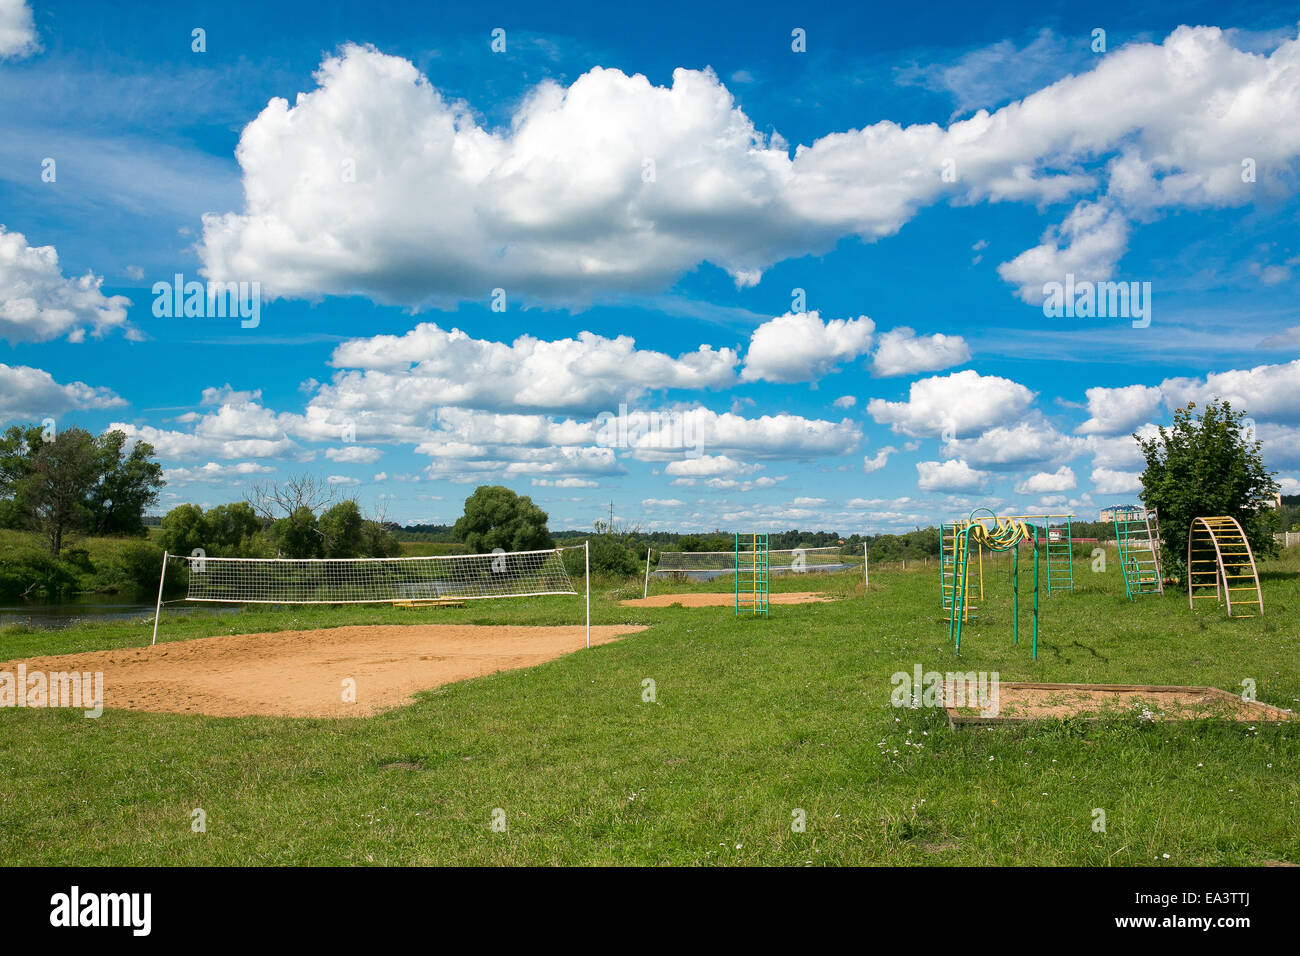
[1160,360,1300,424]
[1015,466,1077,494]
[199,29,1300,307]
[1091,467,1143,495]
[868,369,1036,438]
[1077,384,1164,435]
[740,311,875,383]
[0,227,134,343]
[322,322,737,416]
[871,327,971,377]
[0,1,39,59]
[997,200,1131,304]
[863,447,896,473]
[325,445,384,465]
[0,363,124,419]
[917,459,990,492]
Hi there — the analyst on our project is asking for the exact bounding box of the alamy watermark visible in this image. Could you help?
[1042,273,1151,329]
[890,664,1000,716]
[594,403,705,458]
[152,273,261,328]
[49,886,150,935]
[1,665,103,718]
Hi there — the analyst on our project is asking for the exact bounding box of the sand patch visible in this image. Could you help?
[621,591,834,608]
[0,624,644,719]
[945,682,1295,726]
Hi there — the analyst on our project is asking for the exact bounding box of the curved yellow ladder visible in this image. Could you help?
[1187,516,1263,618]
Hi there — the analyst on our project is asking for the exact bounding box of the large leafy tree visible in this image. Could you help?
[204,502,263,552]
[319,500,365,558]
[452,485,554,554]
[588,534,637,574]
[159,503,210,557]
[24,427,101,556]
[0,424,43,530]
[0,425,164,553]
[1136,399,1279,586]
[162,495,394,559]
[273,505,324,559]
[160,501,264,557]
[86,430,165,535]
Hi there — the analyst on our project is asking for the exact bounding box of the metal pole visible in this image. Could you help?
[585,540,591,649]
[151,551,168,646]
[643,546,651,599]
[952,530,968,652]
[1032,528,1040,659]
[1012,540,1019,646]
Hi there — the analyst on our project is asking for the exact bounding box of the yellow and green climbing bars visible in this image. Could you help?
[734,532,770,616]
[950,509,1041,659]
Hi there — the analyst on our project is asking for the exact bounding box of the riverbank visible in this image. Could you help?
[0,529,163,603]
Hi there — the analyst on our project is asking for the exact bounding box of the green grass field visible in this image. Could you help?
[0,549,1297,865]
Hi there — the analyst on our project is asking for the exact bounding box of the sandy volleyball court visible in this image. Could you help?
[0,624,644,719]
[621,591,833,607]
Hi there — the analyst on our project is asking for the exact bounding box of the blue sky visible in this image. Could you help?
[1,0,1298,533]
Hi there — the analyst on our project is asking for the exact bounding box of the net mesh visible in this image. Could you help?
[177,547,577,604]
[654,546,844,573]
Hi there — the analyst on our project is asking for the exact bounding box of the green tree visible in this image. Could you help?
[115,540,168,593]
[25,427,100,555]
[588,535,638,575]
[0,425,41,531]
[0,424,42,499]
[273,506,323,559]
[319,500,365,558]
[1137,400,1280,586]
[159,504,210,557]
[204,502,262,553]
[86,430,165,536]
[452,485,554,554]
[360,520,401,558]
[0,424,164,551]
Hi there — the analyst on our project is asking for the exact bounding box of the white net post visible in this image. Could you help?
[643,546,652,598]
[151,550,169,646]
[585,540,591,649]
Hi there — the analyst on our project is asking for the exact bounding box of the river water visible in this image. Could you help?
[1,594,161,629]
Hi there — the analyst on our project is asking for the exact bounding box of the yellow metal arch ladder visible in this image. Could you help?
[1187,516,1263,618]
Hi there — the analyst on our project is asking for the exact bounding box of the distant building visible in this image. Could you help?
[1099,505,1143,523]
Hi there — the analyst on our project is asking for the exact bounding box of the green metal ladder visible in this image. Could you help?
[734,532,770,616]
[940,522,959,609]
[1043,516,1074,594]
[1114,506,1163,599]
